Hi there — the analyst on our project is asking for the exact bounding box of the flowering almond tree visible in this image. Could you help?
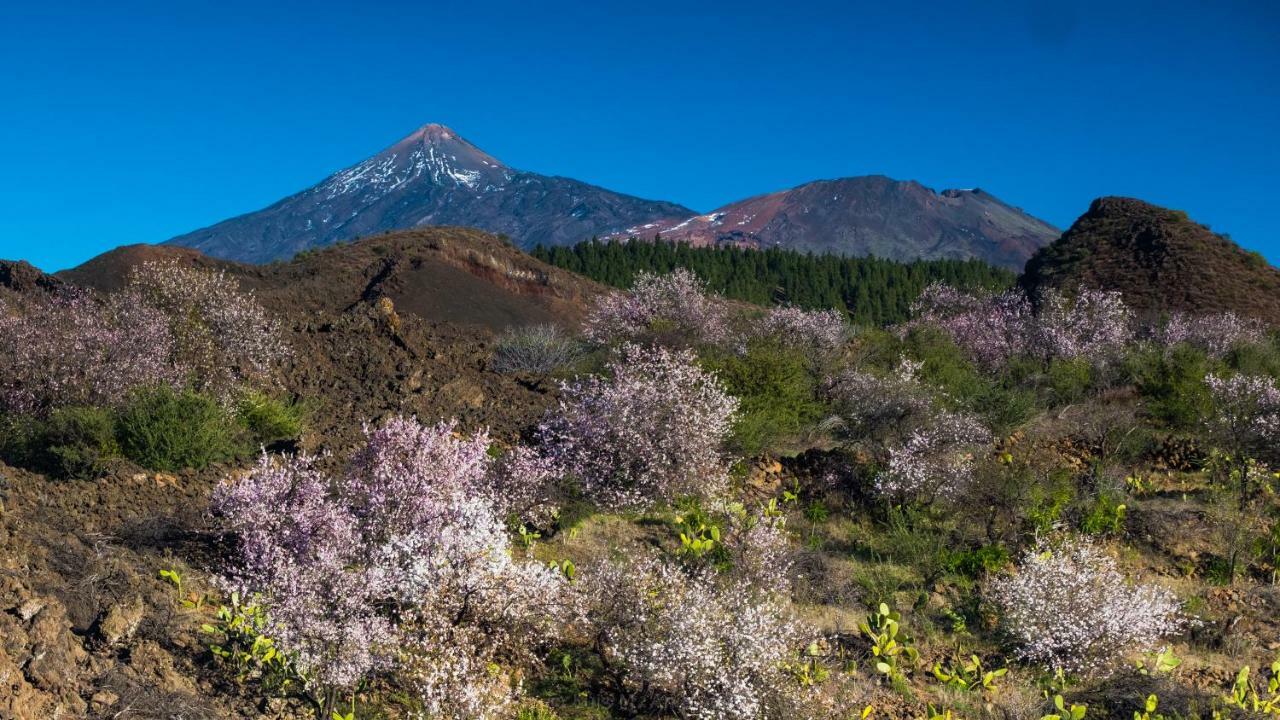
[1158,311,1266,358]
[0,290,179,415]
[212,417,571,719]
[1205,372,1280,507]
[874,410,991,504]
[129,260,290,393]
[0,262,290,416]
[583,268,730,347]
[989,539,1185,678]
[752,305,851,364]
[909,283,1136,368]
[538,343,739,511]
[582,555,821,720]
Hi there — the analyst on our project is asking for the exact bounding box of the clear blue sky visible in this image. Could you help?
[1,0,1276,271]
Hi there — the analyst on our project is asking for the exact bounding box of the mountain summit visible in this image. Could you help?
[165,124,693,263]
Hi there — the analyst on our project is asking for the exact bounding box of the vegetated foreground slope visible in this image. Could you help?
[607,176,1059,270]
[1021,196,1280,322]
[6,211,1280,719]
[533,239,1016,325]
[164,124,694,263]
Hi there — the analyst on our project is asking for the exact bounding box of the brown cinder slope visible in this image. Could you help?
[62,226,604,330]
[1020,196,1280,323]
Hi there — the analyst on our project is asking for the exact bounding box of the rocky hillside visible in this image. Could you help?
[164,124,693,263]
[1020,196,1280,322]
[607,176,1059,270]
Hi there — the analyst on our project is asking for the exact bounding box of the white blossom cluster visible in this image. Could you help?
[1205,372,1280,446]
[874,410,991,503]
[583,555,820,720]
[989,539,1185,677]
[539,343,739,511]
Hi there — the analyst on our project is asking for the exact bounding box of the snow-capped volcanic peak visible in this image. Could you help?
[320,123,512,200]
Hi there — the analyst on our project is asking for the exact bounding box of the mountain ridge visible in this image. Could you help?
[165,124,1057,269]
[607,175,1059,270]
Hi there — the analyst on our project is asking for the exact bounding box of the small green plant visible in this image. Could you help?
[1079,493,1127,536]
[859,603,918,682]
[1135,647,1182,676]
[201,593,299,693]
[516,523,542,552]
[675,513,720,557]
[1223,658,1280,714]
[549,558,576,582]
[786,641,832,688]
[1134,694,1168,720]
[1041,694,1087,720]
[931,654,1007,693]
[159,568,183,599]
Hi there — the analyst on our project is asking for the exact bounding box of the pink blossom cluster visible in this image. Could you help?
[824,365,934,442]
[539,344,739,511]
[129,261,291,393]
[211,418,570,716]
[721,510,796,594]
[874,410,991,503]
[1034,287,1134,360]
[1205,373,1280,446]
[583,268,730,347]
[0,290,180,415]
[582,555,820,720]
[909,283,1033,368]
[988,539,1185,677]
[752,306,851,362]
[910,284,1136,367]
[1158,311,1267,358]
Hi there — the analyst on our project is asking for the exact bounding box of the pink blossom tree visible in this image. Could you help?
[211,417,572,719]
[1158,311,1267,358]
[583,268,730,347]
[0,290,179,415]
[581,555,825,719]
[751,305,851,364]
[129,260,291,393]
[1205,372,1280,507]
[538,343,739,511]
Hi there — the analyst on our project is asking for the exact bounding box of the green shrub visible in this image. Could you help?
[235,391,306,446]
[38,406,120,479]
[701,340,825,455]
[116,386,244,471]
[1127,345,1213,429]
[945,544,1011,577]
[896,327,1035,434]
[0,413,39,469]
[1046,357,1094,405]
